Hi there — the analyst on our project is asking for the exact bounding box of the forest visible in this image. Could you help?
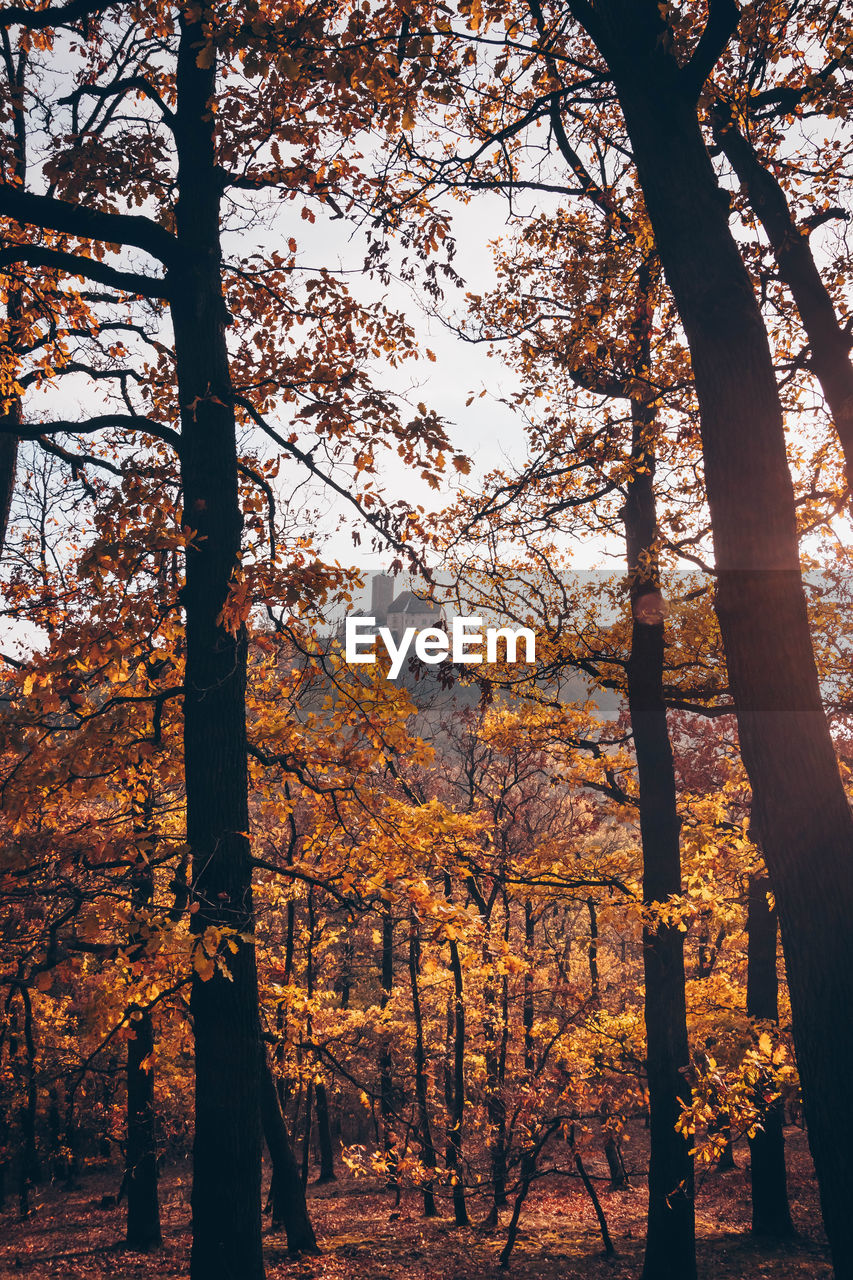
[0,1,851,1278]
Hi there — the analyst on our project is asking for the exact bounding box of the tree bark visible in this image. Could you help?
[172,12,263,1279]
[443,881,469,1227]
[379,907,398,1190]
[711,105,853,472]
[622,264,695,1280]
[314,1085,336,1184]
[126,800,162,1251]
[747,872,795,1238]
[260,1052,318,1255]
[586,897,600,1001]
[569,6,853,1273]
[408,919,439,1217]
[17,987,39,1222]
[0,49,26,557]
[126,1007,162,1250]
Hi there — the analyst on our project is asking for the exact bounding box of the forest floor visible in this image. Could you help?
[0,1127,830,1279]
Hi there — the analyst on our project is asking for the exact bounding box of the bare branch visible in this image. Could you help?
[0,244,169,297]
[681,0,740,101]
[0,183,179,266]
[59,76,176,128]
[0,412,181,451]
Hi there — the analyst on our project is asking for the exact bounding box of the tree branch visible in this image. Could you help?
[0,244,169,298]
[0,0,115,30]
[0,412,181,451]
[681,0,740,101]
[233,394,424,569]
[59,76,176,129]
[0,183,179,265]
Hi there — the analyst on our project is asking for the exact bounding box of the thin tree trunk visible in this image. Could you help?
[711,104,853,471]
[172,11,263,1278]
[498,1149,536,1269]
[126,797,162,1251]
[408,919,439,1217]
[570,7,853,1272]
[260,1052,318,1255]
[126,1007,161,1249]
[443,879,469,1227]
[0,1099,7,1210]
[300,1081,313,1189]
[314,1085,336,1184]
[523,902,535,1075]
[586,897,600,1001]
[17,987,39,1222]
[622,263,695,1280]
[0,357,20,553]
[571,1127,616,1258]
[747,871,795,1238]
[0,48,26,558]
[379,906,397,1191]
[603,1130,630,1190]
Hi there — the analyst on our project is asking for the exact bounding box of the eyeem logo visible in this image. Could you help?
[345,616,536,680]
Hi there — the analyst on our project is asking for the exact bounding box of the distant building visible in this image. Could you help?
[346,574,444,641]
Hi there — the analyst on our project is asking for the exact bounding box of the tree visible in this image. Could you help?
[0,2,457,1273]
[559,4,853,1273]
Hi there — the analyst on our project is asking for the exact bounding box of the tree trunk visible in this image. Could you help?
[0,1099,7,1210]
[747,872,795,1238]
[408,920,439,1217]
[260,1052,318,1255]
[603,1131,630,1190]
[172,12,263,1279]
[0,51,26,558]
[622,264,695,1280]
[443,879,469,1227]
[570,7,853,1272]
[300,1083,313,1188]
[0,382,19,554]
[586,897,600,1000]
[126,1006,162,1249]
[17,987,39,1222]
[379,907,397,1191]
[314,1085,336,1184]
[126,798,162,1251]
[711,104,853,472]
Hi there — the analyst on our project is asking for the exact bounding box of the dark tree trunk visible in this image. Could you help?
[603,1131,630,1190]
[379,907,398,1190]
[260,1052,318,1255]
[300,891,316,1189]
[314,1085,336,1184]
[301,1082,313,1189]
[570,6,853,1273]
[523,902,535,1075]
[747,872,795,1238]
[172,12,263,1279]
[443,877,469,1227]
[586,897,600,1001]
[711,105,853,471]
[63,1088,79,1188]
[0,51,26,557]
[126,801,162,1251]
[408,920,439,1217]
[126,1007,162,1249]
[498,1148,536,1270]
[0,1100,7,1210]
[622,267,695,1280]
[18,987,39,1222]
[0,392,19,553]
[571,1128,616,1258]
